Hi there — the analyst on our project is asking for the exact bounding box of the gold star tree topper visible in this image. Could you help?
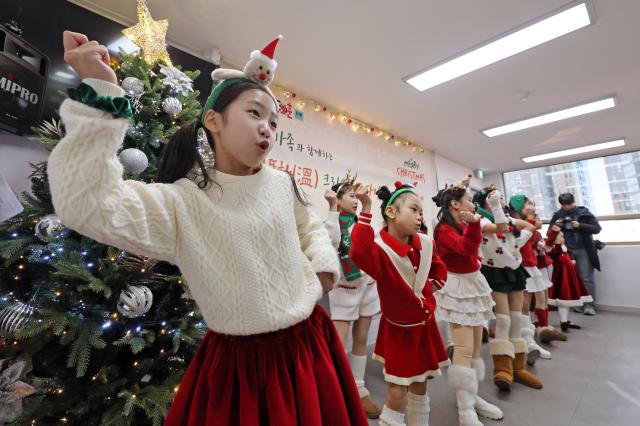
[122,0,172,65]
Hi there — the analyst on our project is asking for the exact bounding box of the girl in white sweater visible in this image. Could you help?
[49,31,367,425]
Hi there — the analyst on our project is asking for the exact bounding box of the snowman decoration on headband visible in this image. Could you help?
[211,35,282,86]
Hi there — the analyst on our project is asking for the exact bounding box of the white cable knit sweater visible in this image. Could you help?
[47,79,340,336]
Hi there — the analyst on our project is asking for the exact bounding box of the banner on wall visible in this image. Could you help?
[266,97,433,224]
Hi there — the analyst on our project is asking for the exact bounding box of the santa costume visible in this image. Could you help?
[323,174,381,418]
[432,178,503,426]
[545,227,593,331]
[473,187,542,392]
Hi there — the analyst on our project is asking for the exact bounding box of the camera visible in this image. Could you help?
[562,216,574,230]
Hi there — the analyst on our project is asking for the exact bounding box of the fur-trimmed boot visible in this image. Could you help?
[489,339,514,391]
[471,358,504,420]
[511,338,543,389]
[448,365,483,426]
[521,327,541,365]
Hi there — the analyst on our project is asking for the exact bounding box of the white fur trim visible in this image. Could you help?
[471,358,485,381]
[249,50,277,68]
[510,337,528,354]
[373,354,450,385]
[448,364,478,393]
[489,339,515,357]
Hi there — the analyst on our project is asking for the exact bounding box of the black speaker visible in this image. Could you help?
[0,24,48,134]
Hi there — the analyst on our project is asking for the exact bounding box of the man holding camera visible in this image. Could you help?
[550,193,602,316]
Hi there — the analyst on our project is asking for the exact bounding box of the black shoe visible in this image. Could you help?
[561,322,569,332]
[567,321,581,329]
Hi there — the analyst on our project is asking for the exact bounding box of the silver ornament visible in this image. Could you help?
[117,285,153,318]
[118,148,149,174]
[161,97,183,115]
[0,302,36,337]
[34,214,67,241]
[121,77,145,96]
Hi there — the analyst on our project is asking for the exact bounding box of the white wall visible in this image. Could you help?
[481,171,505,194]
[594,245,640,312]
[434,154,482,191]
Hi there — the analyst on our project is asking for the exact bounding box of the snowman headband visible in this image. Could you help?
[201,35,282,122]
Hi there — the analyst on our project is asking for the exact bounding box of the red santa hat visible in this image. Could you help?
[249,35,283,68]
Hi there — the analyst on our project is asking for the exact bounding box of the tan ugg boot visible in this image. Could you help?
[361,395,382,419]
[490,339,514,391]
[511,338,543,389]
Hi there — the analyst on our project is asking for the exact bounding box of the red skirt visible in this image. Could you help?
[164,306,367,426]
[548,254,593,308]
[372,314,450,386]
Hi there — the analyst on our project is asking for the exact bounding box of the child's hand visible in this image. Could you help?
[316,272,334,294]
[459,211,479,223]
[353,183,371,209]
[63,31,117,84]
[486,190,502,209]
[550,225,562,232]
[572,259,577,265]
[324,190,338,212]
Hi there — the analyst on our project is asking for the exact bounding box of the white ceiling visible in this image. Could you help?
[70,0,640,173]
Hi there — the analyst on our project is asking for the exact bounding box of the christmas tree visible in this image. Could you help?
[0,43,207,425]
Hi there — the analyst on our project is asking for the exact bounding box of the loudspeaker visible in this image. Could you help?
[0,24,49,134]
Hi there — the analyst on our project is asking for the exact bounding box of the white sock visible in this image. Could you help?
[407,392,429,426]
[558,306,570,323]
[495,314,511,341]
[348,353,368,397]
[380,404,406,426]
[521,313,534,331]
[509,311,522,340]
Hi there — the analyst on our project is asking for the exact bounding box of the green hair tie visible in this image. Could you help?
[67,83,132,119]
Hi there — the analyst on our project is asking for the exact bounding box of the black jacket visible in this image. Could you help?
[550,206,601,271]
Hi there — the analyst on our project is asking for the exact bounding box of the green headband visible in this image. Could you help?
[201,78,248,122]
[509,194,527,213]
[200,77,278,122]
[388,188,417,207]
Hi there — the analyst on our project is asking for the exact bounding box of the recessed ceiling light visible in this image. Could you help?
[483,96,616,137]
[521,139,626,163]
[404,1,593,92]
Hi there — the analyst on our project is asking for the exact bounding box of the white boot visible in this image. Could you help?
[407,392,430,426]
[471,359,504,420]
[379,405,406,426]
[521,327,541,365]
[531,339,552,360]
[449,365,483,426]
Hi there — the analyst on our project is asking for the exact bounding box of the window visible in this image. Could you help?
[503,151,640,220]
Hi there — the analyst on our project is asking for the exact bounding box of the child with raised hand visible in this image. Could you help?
[322,174,382,419]
[350,181,449,426]
[50,31,367,425]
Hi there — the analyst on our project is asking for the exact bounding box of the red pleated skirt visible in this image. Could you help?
[548,254,593,307]
[373,314,450,386]
[164,305,368,426]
